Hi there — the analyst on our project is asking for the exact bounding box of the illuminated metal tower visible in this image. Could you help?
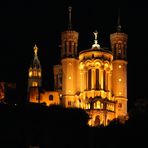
[28,44,42,103]
[110,10,128,118]
[61,6,79,107]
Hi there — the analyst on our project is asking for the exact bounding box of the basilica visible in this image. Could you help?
[28,7,128,126]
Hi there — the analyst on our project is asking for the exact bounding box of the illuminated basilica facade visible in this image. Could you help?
[28,7,128,126]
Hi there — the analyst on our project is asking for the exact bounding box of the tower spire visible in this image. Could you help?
[117,8,122,32]
[68,6,72,30]
[61,6,78,58]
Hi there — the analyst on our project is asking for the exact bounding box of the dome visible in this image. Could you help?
[79,46,112,55]
[79,30,113,62]
[79,46,113,62]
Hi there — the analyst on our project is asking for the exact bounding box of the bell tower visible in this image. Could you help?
[61,7,79,58]
[61,7,79,107]
[110,10,128,119]
[28,44,42,103]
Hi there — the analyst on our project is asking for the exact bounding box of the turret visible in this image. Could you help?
[61,7,79,107]
[61,7,79,58]
[110,10,128,119]
[28,44,42,103]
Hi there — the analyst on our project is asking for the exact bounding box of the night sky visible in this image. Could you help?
[0,0,147,106]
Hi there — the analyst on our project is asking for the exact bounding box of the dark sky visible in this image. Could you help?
[0,0,148,105]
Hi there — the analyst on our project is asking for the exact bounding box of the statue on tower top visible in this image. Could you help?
[92,30,100,48]
[94,30,98,40]
[34,44,38,56]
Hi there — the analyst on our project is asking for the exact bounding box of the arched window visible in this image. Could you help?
[74,42,76,55]
[94,115,100,127]
[118,44,122,58]
[69,41,72,53]
[88,69,91,90]
[32,81,38,87]
[49,95,54,101]
[33,71,37,77]
[56,75,58,89]
[96,101,100,109]
[96,69,99,90]
[64,41,67,55]
[38,71,41,77]
[29,71,32,77]
[103,70,106,90]
[113,44,116,58]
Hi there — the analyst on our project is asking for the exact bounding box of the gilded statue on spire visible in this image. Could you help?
[34,44,38,56]
[94,30,98,40]
[92,30,100,48]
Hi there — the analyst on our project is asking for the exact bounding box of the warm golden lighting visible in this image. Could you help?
[107,104,114,111]
[79,63,84,69]
[104,63,108,68]
[34,44,38,56]
[33,71,37,76]
[94,101,101,109]
[86,103,90,109]
[28,12,128,127]
[38,71,41,77]
[32,81,38,87]
[118,78,122,82]
[29,71,32,77]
